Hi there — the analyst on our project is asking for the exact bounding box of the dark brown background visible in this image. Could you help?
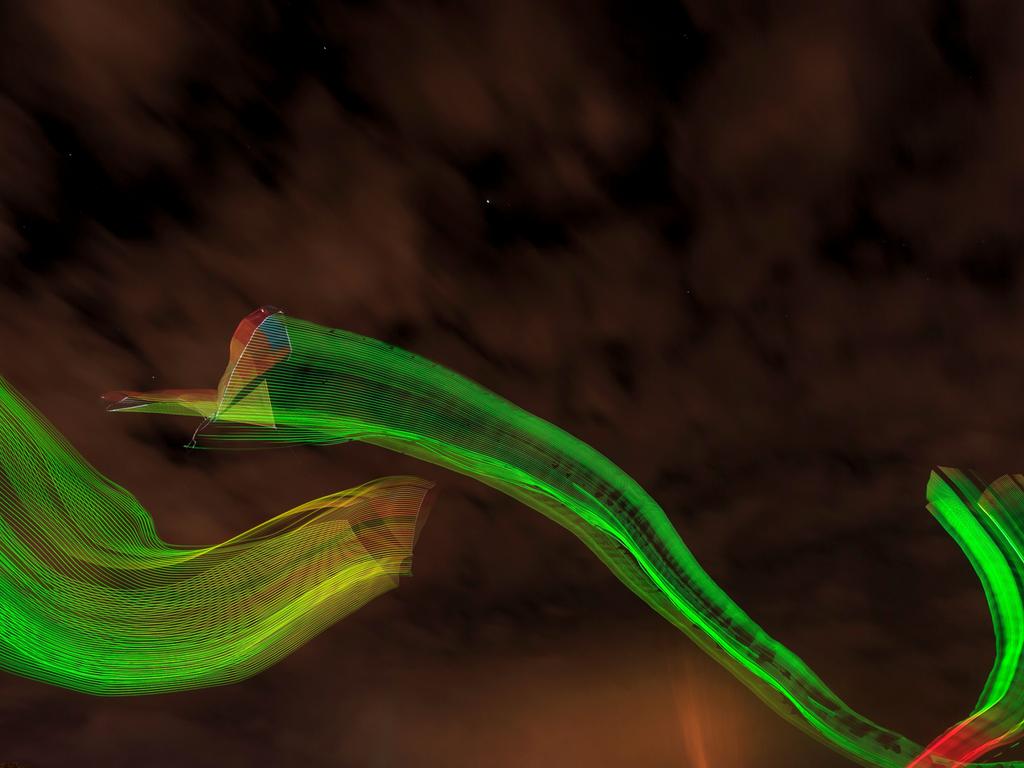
[1,1,1023,766]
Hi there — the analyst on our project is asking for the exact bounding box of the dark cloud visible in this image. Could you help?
[2,0,1024,766]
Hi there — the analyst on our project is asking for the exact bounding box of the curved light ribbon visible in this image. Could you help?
[97,306,1024,766]
[0,371,433,696]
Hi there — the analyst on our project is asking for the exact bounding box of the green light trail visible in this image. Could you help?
[100,307,1024,766]
[3,305,1024,766]
[0,372,432,695]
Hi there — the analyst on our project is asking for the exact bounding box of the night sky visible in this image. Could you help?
[1,1,1023,766]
